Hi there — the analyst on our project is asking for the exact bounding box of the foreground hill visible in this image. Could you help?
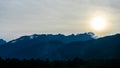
[0,33,120,60]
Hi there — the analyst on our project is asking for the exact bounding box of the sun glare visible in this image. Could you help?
[90,16,107,31]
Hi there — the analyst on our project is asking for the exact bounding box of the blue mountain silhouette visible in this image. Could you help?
[0,32,120,60]
[0,39,6,45]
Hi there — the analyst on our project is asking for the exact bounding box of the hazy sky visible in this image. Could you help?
[0,0,120,41]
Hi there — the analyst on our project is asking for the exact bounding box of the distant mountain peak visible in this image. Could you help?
[8,32,95,44]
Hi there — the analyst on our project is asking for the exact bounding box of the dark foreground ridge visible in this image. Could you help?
[0,58,120,68]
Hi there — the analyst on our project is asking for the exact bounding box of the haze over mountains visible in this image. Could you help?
[0,32,120,60]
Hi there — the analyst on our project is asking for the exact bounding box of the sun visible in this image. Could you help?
[90,16,107,31]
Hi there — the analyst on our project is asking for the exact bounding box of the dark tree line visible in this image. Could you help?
[0,58,120,68]
[0,58,85,68]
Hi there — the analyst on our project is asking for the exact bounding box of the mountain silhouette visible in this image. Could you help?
[0,33,120,60]
[0,39,6,45]
[60,34,120,60]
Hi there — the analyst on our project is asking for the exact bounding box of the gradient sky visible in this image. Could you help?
[0,0,120,41]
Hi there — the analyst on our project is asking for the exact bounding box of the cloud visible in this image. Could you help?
[0,0,120,40]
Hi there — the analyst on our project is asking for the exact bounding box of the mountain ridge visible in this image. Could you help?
[0,33,120,60]
[0,39,6,45]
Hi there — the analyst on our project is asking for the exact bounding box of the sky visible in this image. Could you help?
[0,0,120,41]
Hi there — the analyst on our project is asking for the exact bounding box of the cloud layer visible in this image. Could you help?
[0,0,120,40]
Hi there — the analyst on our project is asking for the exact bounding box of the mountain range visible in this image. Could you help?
[0,32,120,60]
